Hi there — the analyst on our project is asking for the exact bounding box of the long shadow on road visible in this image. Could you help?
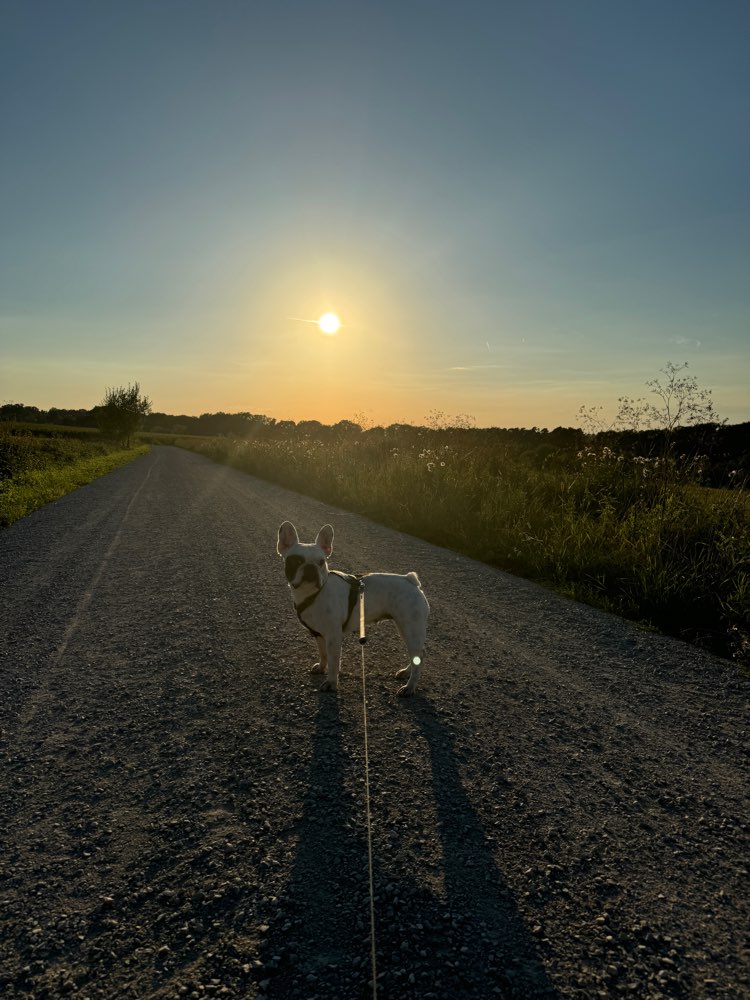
[259,695,369,998]
[412,696,557,997]
[259,694,557,998]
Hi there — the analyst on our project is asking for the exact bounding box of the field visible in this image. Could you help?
[0,422,149,528]
[171,426,750,668]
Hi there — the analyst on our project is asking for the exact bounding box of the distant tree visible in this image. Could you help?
[579,362,720,441]
[96,382,152,447]
[297,420,324,435]
[616,362,719,436]
[331,419,362,436]
[274,420,297,436]
[549,426,585,449]
[0,403,42,423]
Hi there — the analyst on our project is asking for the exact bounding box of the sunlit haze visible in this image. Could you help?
[1,1,748,428]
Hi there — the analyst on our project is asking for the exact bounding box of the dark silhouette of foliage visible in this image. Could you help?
[95,383,152,448]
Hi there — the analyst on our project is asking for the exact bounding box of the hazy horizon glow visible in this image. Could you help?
[1,1,748,429]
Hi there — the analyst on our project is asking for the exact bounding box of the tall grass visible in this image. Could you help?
[175,431,750,667]
[0,423,149,527]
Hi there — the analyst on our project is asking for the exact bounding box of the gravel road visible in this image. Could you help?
[1,445,748,999]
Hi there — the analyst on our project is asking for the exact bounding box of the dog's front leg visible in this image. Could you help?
[310,635,327,675]
[318,633,342,692]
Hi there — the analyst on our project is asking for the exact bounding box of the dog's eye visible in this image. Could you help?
[318,559,325,567]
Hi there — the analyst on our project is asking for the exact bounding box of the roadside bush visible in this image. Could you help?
[0,426,38,479]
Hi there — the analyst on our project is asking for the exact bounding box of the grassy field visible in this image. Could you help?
[0,422,149,528]
[173,429,750,668]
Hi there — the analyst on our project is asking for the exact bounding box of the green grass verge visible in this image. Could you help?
[0,445,150,527]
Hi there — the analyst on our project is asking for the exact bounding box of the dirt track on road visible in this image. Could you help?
[1,445,748,998]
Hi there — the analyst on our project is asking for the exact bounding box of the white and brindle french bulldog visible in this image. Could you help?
[277,521,429,695]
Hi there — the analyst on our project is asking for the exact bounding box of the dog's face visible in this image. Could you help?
[277,521,334,593]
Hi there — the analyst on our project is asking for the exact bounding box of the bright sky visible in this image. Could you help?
[2,0,748,428]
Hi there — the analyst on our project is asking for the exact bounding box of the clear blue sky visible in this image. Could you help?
[2,0,748,427]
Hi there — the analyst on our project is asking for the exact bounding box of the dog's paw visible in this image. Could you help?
[395,667,410,679]
[319,680,338,693]
[309,662,326,675]
[397,684,415,697]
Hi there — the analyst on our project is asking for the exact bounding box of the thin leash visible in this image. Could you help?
[358,580,378,1000]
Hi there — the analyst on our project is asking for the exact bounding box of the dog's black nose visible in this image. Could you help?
[302,564,318,582]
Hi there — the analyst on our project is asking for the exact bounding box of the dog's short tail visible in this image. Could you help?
[406,571,422,588]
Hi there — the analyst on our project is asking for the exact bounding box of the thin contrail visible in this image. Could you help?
[450,364,507,371]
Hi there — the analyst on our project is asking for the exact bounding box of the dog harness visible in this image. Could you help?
[294,570,361,638]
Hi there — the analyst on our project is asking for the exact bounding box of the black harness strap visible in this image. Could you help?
[294,570,362,638]
[333,571,361,629]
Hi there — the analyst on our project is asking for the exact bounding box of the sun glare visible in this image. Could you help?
[318,312,341,335]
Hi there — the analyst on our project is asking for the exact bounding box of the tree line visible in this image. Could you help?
[1,400,746,484]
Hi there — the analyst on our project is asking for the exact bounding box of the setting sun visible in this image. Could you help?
[318,312,341,335]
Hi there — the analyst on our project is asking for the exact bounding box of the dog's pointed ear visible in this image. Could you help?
[315,524,334,558]
[277,521,299,556]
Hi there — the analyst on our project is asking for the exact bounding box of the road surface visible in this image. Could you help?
[1,445,748,998]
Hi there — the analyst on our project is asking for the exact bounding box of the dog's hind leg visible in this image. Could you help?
[395,618,427,696]
[396,654,423,696]
[319,633,342,692]
[310,635,327,675]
